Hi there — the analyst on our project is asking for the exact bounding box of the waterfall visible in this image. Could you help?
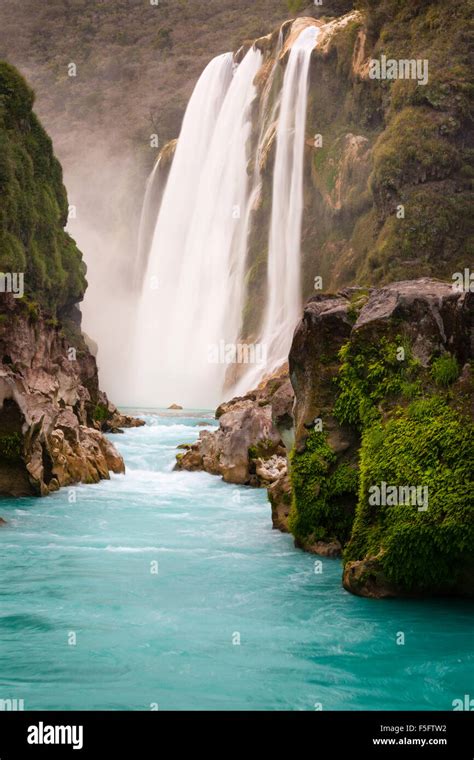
[134,156,161,289]
[134,47,262,408]
[134,24,319,408]
[234,25,319,395]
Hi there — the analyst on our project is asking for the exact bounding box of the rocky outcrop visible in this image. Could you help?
[268,473,292,533]
[97,397,145,434]
[0,295,141,497]
[175,366,294,487]
[288,278,473,597]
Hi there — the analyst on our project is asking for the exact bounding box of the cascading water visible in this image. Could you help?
[234,25,319,395]
[134,156,161,289]
[136,52,234,293]
[134,24,319,407]
[134,47,262,408]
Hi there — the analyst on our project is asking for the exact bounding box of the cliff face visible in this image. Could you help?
[288,278,473,597]
[0,296,127,496]
[0,64,141,498]
[300,0,472,295]
[233,0,473,340]
[0,63,86,315]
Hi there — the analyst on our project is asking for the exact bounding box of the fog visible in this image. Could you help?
[65,138,147,406]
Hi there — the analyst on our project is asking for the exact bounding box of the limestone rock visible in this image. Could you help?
[0,296,133,497]
[176,366,294,487]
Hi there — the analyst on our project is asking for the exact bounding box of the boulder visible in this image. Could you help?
[176,366,294,487]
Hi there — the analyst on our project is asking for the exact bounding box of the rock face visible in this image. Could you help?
[0,295,141,497]
[288,291,362,556]
[175,366,294,488]
[288,278,473,597]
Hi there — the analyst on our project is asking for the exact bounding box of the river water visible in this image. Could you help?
[0,412,471,710]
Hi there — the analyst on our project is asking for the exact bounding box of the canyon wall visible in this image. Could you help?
[0,63,141,497]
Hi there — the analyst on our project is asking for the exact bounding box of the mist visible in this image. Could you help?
[65,138,145,405]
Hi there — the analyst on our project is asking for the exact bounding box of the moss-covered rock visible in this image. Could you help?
[289,429,359,548]
[0,62,86,315]
[298,0,473,291]
[287,279,473,596]
[343,398,474,596]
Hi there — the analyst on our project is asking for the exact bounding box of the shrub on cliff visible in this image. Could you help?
[0,62,86,315]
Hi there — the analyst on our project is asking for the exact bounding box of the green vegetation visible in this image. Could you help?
[304,0,473,291]
[154,28,173,51]
[248,439,277,459]
[0,62,86,315]
[289,429,359,544]
[334,336,421,429]
[288,319,472,594]
[431,355,460,387]
[287,0,307,13]
[345,398,474,591]
[0,432,23,461]
[93,403,109,423]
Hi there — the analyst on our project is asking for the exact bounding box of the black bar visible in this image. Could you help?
[0,711,471,757]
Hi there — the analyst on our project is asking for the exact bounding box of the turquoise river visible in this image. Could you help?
[0,412,472,710]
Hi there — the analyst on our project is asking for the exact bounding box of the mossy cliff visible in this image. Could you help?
[304,0,472,295]
[0,64,142,497]
[287,278,473,597]
[0,62,86,316]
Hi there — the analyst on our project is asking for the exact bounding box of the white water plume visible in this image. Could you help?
[134,24,319,408]
[234,25,319,395]
[134,47,262,408]
[134,157,162,290]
